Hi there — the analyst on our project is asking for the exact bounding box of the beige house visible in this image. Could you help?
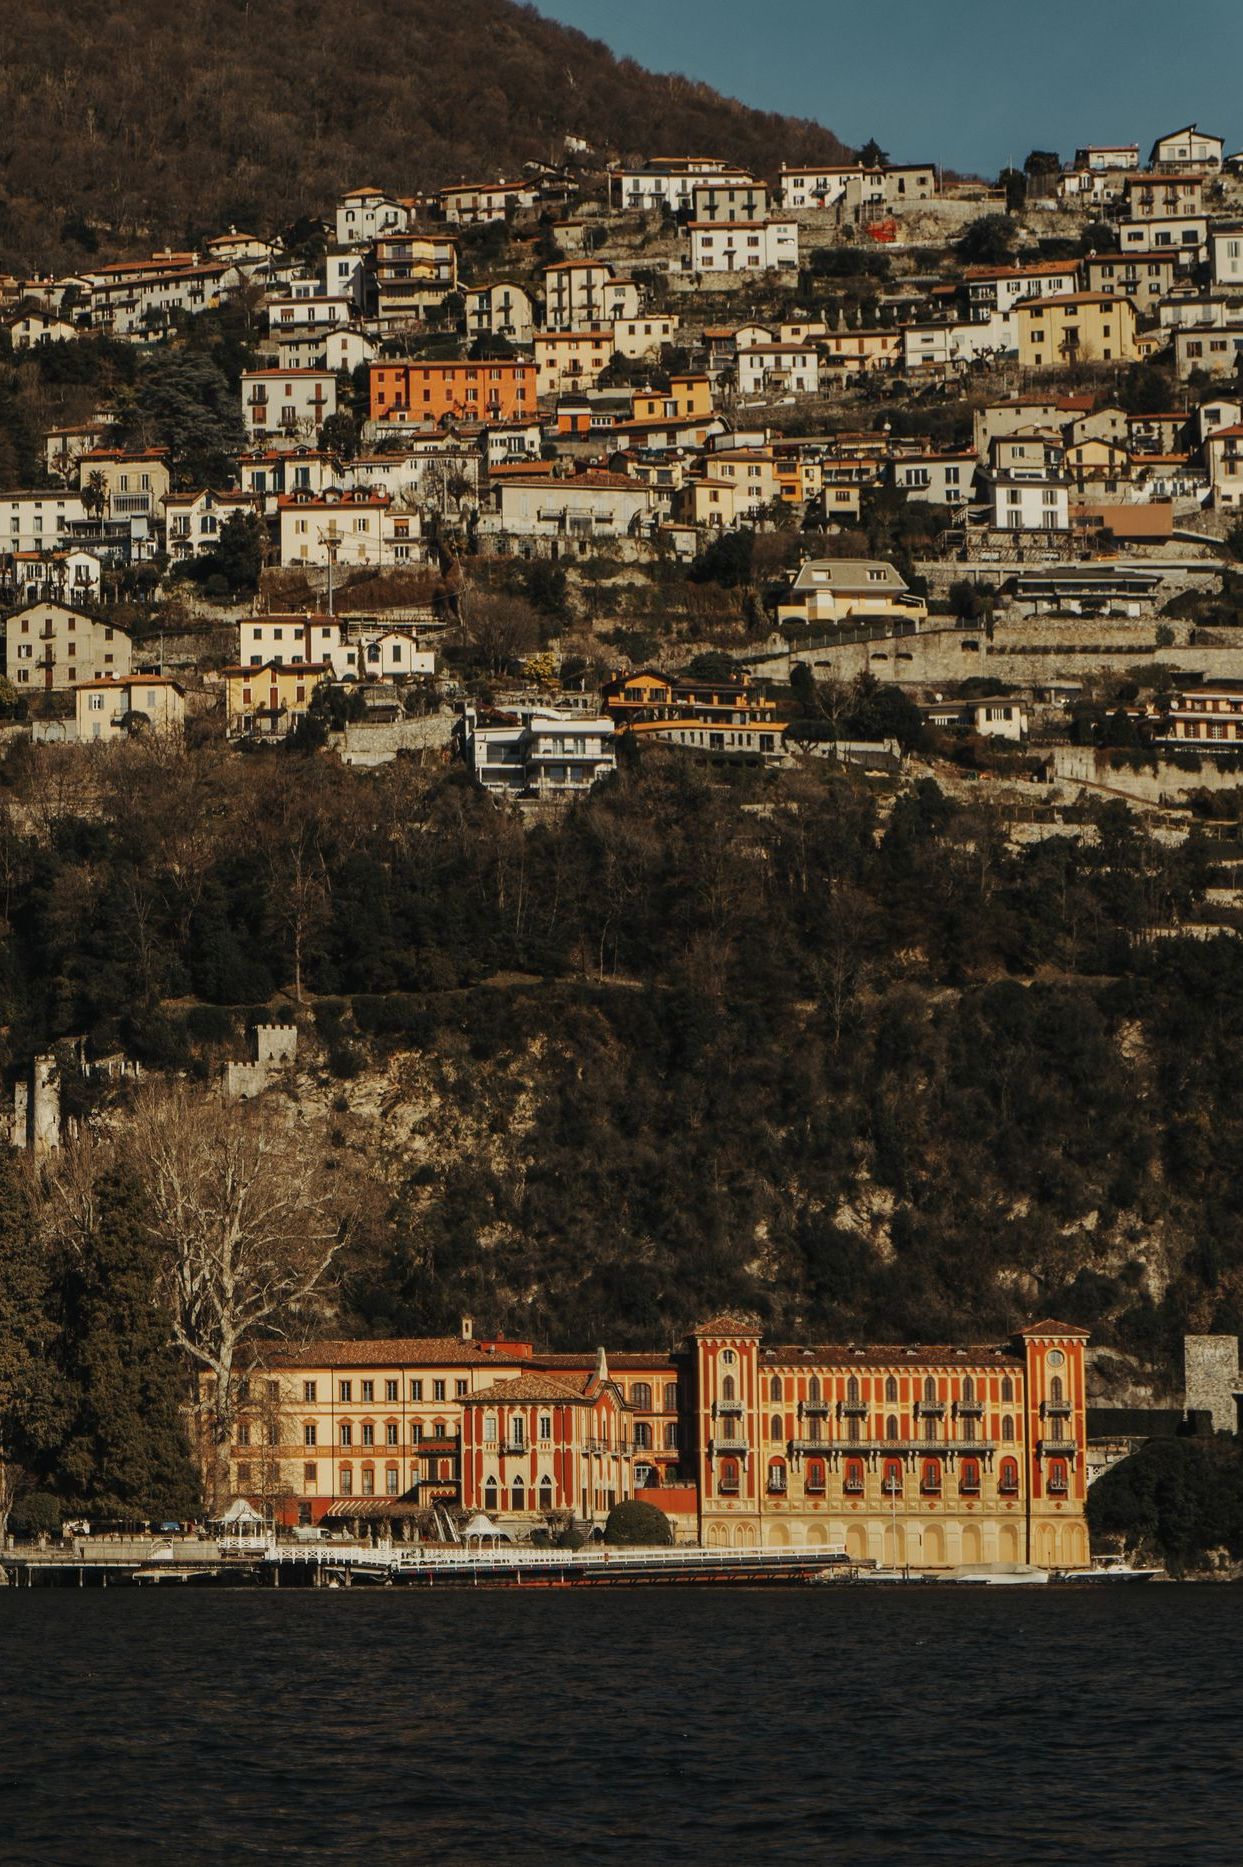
[5,600,132,692]
[776,559,927,628]
[77,448,171,522]
[1014,293,1139,368]
[75,675,185,742]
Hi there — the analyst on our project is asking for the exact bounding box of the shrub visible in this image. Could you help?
[182,1004,236,1045]
[604,1499,674,1546]
[13,1492,65,1539]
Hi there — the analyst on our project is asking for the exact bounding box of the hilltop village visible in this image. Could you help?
[3,125,1243,798]
[11,125,1243,1567]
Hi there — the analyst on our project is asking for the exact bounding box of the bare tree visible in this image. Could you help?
[125,1083,352,1506]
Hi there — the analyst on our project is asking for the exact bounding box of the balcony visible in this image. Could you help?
[789,1437,828,1455]
[839,1400,869,1418]
[1040,1400,1072,1419]
[710,1436,749,1455]
[915,1399,945,1417]
[499,1438,529,1456]
[955,1400,984,1418]
[712,1398,744,1418]
[1037,1439,1076,1459]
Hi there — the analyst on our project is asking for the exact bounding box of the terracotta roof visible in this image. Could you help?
[691,1312,763,1338]
[258,1335,530,1369]
[534,1351,679,1371]
[460,1370,594,1404]
[1018,1318,1091,1338]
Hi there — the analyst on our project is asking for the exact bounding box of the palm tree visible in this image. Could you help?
[83,470,108,527]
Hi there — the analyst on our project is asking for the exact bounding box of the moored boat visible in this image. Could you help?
[1056,1555,1164,1583]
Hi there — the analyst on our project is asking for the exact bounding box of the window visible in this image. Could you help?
[386,1423,398,1446]
[718,1458,740,1493]
[767,1459,787,1493]
[455,1379,468,1398]
[1001,1375,1014,1403]
[771,1376,784,1402]
[920,1459,942,1495]
[843,1458,865,1494]
[1049,1374,1065,1406]
[340,1467,353,1495]
[385,1379,398,1402]
[410,1380,423,1402]
[960,1458,981,1494]
[339,1423,352,1447]
[386,1467,399,1495]
[361,1468,374,1496]
[339,1380,352,1403]
[664,1422,678,1449]
[885,1376,898,1402]
[923,1415,938,1441]
[923,1377,938,1404]
[433,1380,446,1402]
[720,1349,736,1366]
[361,1380,374,1403]
[484,1413,497,1444]
[999,1457,1019,1494]
[1048,1459,1069,1495]
[303,1463,317,1486]
[361,1424,374,1447]
[885,1414,899,1441]
[846,1375,860,1405]
[805,1459,826,1493]
[634,1421,652,1448]
[664,1382,678,1413]
[631,1382,652,1411]
[882,1460,902,1495]
[302,1381,317,1403]
[721,1374,736,1403]
[237,1424,251,1448]
[303,1423,316,1448]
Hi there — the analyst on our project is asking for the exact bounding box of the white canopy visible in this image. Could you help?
[217,1497,265,1527]
[462,1513,513,1544]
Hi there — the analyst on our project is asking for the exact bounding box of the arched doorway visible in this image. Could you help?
[999,1523,1020,1563]
[961,1524,982,1565]
[924,1524,945,1568]
[846,1524,867,1562]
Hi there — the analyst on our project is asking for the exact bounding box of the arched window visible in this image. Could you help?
[721,1373,736,1403]
[631,1381,652,1411]
[663,1382,678,1412]
[1048,1459,1069,1495]
[844,1458,865,1494]
[960,1458,981,1494]
[805,1459,826,1493]
[771,1376,783,1402]
[663,1421,678,1449]
[538,1477,554,1511]
[999,1457,1019,1494]
[720,1349,737,1367]
[920,1458,942,1495]
[808,1375,821,1404]
[483,1413,497,1444]
[846,1375,860,1404]
[882,1459,903,1495]
[923,1415,937,1442]
[962,1375,975,1403]
[484,1477,498,1510]
[1049,1374,1065,1407]
[767,1459,787,1494]
[1001,1415,1014,1442]
[923,1376,938,1404]
[885,1414,899,1441]
[848,1415,861,1442]
[1001,1375,1014,1403]
[634,1421,652,1448]
[770,1414,783,1442]
[511,1474,525,1509]
[885,1375,898,1402]
[719,1458,740,1493]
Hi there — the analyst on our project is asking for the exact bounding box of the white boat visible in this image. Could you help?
[942,1563,1050,1585]
[1056,1555,1163,1583]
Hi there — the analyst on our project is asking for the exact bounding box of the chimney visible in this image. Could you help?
[460,1315,474,1341]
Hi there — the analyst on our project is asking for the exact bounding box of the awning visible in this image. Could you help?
[322,1499,425,1520]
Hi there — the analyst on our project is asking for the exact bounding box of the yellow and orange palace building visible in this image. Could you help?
[221,1314,1090,1571]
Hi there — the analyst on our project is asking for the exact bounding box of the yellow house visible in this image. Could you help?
[1015,292,1140,368]
[221,659,330,738]
[534,329,615,398]
[631,374,714,423]
[75,675,185,743]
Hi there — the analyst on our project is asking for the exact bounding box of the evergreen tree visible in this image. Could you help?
[58,1167,200,1521]
[0,1149,58,1540]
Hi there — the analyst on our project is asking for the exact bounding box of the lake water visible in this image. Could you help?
[1,1585,1241,1864]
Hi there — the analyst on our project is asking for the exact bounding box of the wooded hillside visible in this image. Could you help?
[0,0,851,273]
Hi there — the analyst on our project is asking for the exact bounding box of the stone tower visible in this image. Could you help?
[1184,1335,1240,1434]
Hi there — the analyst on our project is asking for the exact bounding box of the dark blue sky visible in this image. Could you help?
[534,0,1240,175]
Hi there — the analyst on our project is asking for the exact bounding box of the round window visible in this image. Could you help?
[1047,1349,1065,1368]
[720,1349,737,1366]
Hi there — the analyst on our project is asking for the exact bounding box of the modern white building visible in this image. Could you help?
[462,707,616,798]
[686,220,798,274]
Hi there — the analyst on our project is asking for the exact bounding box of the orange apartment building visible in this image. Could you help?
[217,1315,1090,1568]
[369,360,536,424]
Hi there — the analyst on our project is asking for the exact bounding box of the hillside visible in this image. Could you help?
[2,738,1238,1391]
[0,0,851,274]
